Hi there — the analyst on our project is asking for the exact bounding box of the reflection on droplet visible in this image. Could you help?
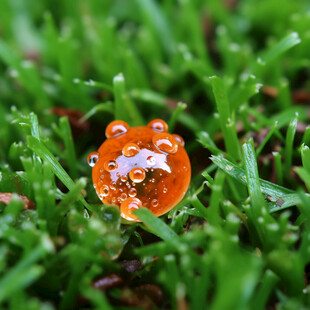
[104,160,118,172]
[105,120,129,138]
[151,199,158,207]
[163,187,168,194]
[173,134,185,147]
[120,197,142,221]
[147,119,168,132]
[122,143,140,157]
[99,185,109,197]
[146,156,156,166]
[87,152,99,167]
[128,188,137,197]
[152,133,178,154]
[129,167,146,183]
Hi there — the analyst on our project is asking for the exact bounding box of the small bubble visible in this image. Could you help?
[110,182,117,191]
[120,175,128,182]
[129,167,146,183]
[105,120,129,138]
[128,188,137,197]
[149,178,155,183]
[87,152,99,167]
[151,199,159,207]
[122,143,140,157]
[120,193,127,201]
[104,160,118,172]
[100,185,109,197]
[152,133,178,154]
[163,188,168,194]
[146,156,156,166]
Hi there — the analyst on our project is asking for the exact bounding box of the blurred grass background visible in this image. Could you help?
[1,0,310,309]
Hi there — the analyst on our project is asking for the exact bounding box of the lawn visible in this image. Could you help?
[1,0,310,309]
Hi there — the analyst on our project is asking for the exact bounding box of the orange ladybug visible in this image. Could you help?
[87,119,191,221]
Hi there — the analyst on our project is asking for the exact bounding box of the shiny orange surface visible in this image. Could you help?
[88,119,191,221]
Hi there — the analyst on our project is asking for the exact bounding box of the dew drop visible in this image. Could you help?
[129,167,146,183]
[87,152,99,167]
[110,182,117,191]
[146,156,156,166]
[151,199,159,207]
[173,134,185,147]
[122,143,140,157]
[152,133,178,154]
[163,188,168,194]
[120,175,128,182]
[120,193,127,201]
[105,120,129,138]
[99,185,109,197]
[104,160,118,172]
[149,178,155,183]
[148,119,168,132]
[128,187,137,197]
[100,174,104,180]
[120,197,142,221]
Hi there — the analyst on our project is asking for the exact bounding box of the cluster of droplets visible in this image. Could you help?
[87,119,187,221]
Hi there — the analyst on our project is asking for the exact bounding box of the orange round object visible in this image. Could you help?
[88,119,191,221]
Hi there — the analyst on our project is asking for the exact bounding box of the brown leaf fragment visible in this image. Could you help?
[262,86,279,98]
[133,284,164,307]
[92,274,123,291]
[50,107,89,135]
[275,198,284,207]
[292,90,310,104]
[120,284,164,309]
[120,260,143,273]
[0,192,35,209]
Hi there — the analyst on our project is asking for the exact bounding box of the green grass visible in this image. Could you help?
[1,0,310,309]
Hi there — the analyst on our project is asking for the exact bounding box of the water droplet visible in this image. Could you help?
[87,152,99,167]
[148,119,168,132]
[104,160,118,172]
[128,188,137,197]
[100,185,109,197]
[152,133,178,154]
[110,182,117,191]
[120,197,142,221]
[120,175,128,182]
[122,143,140,157]
[163,188,168,194]
[146,156,156,166]
[105,120,129,138]
[100,174,104,180]
[149,178,155,183]
[151,199,158,207]
[173,134,185,147]
[120,193,127,201]
[129,167,146,183]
